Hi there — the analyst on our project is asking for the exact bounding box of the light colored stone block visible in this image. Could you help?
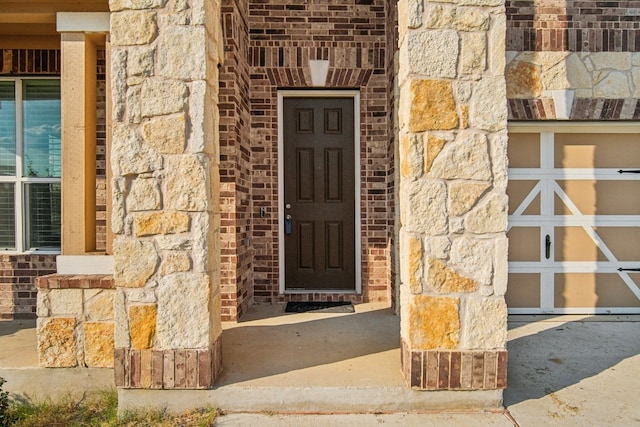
[127,177,162,211]
[160,252,191,275]
[463,297,507,349]
[427,258,478,293]
[141,79,188,118]
[38,318,77,368]
[49,289,83,316]
[129,304,157,350]
[594,71,631,98]
[506,60,542,98]
[469,77,507,131]
[493,237,508,296]
[407,30,459,78]
[400,133,424,178]
[424,236,451,259]
[461,32,486,74]
[407,0,424,29]
[407,80,459,132]
[408,295,460,350]
[456,6,489,31]
[449,182,490,216]
[140,113,186,154]
[113,239,159,288]
[37,290,50,317]
[402,235,423,294]
[158,25,207,80]
[591,52,632,71]
[430,131,491,181]
[156,273,212,349]
[165,155,208,212]
[111,123,163,176]
[109,0,167,11]
[85,290,115,321]
[111,11,157,46]
[404,178,448,236]
[424,4,455,29]
[83,322,115,368]
[465,193,508,234]
[449,237,494,285]
[424,134,448,173]
[127,46,155,77]
[134,211,191,237]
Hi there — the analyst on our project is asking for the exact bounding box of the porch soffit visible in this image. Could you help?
[0,1,108,37]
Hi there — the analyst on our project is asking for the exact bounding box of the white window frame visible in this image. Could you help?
[0,77,62,254]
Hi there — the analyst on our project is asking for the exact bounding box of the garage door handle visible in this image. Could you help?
[618,268,640,272]
[545,235,551,259]
[618,169,640,174]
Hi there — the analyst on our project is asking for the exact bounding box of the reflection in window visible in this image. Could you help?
[0,79,61,251]
[23,80,61,178]
[0,82,16,176]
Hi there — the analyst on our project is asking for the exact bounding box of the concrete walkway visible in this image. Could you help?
[1,307,639,426]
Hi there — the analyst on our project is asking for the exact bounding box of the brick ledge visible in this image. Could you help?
[401,339,507,391]
[35,274,114,290]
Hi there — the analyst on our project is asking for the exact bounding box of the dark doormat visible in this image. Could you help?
[285,301,355,313]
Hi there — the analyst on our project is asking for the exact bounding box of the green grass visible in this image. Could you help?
[4,389,218,427]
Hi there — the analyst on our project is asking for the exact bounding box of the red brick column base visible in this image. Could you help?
[115,336,222,390]
[401,339,507,391]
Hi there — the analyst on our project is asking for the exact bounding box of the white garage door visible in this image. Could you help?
[507,126,640,314]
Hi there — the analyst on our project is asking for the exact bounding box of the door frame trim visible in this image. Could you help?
[277,90,362,294]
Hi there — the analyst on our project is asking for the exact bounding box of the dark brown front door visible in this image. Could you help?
[283,97,356,291]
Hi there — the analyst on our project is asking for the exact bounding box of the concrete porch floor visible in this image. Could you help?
[1,303,640,425]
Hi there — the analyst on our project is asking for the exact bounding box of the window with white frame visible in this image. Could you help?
[0,79,61,252]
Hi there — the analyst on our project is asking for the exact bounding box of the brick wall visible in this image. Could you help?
[506,0,640,52]
[96,49,108,252]
[0,255,57,319]
[220,0,254,321]
[386,0,398,310]
[0,48,108,319]
[248,0,393,305]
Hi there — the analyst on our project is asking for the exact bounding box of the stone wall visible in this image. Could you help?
[507,52,640,120]
[35,274,115,368]
[109,0,224,389]
[248,0,393,304]
[397,0,508,391]
[505,1,640,120]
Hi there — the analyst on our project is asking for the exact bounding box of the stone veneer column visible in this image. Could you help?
[397,0,509,391]
[109,0,224,389]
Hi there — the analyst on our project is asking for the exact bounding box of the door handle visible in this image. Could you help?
[285,214,293,235]
[618,169,640,174]
[545,235,551,260]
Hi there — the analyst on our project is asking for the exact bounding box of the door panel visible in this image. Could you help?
[508,131,640,314]
[284,97,355,291]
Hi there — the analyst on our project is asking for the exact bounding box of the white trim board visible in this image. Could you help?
[277,90,362,295]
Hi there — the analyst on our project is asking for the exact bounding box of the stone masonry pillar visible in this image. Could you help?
[397,1,509,393]
[109,0,224,389]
